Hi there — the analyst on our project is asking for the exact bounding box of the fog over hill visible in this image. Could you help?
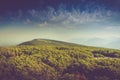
[69,37,120,49]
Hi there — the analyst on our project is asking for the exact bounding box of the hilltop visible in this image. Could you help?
[19,39,83,47]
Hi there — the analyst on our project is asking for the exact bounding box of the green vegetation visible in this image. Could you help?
[0,39,120,80]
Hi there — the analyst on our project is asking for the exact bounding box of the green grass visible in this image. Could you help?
[0,39,120,80]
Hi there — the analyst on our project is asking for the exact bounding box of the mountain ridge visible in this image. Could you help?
[19,38,86,47]
[18,38,120,51]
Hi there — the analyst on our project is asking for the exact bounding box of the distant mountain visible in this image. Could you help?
[81,37,120,49]
[83,38,108,46]
[106,38,120,49]
[19,38,120,49]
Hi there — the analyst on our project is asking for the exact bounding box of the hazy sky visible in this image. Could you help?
[0,0,120,48]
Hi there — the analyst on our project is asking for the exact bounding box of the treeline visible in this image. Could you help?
[0,46,120,80]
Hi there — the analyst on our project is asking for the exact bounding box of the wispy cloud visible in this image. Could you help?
[29,7,113,25]
[2,5,116,27]
[17,6,116,30]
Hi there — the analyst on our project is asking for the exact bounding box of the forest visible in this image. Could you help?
[0,39,120,80]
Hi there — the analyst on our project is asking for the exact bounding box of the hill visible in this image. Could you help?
[19,39,83,47]
[0,39,120,80]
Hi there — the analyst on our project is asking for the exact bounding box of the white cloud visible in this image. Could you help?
[25,7,114,27]
[48,8,106,25]
[24,18,32,24]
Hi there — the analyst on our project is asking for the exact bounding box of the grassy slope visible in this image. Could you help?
[0,39,120,80]
[19,39,85,47]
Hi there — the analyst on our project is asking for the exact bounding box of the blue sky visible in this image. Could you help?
[0,0,120,49]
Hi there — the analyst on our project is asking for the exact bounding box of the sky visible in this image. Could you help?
[0,0,120,49]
